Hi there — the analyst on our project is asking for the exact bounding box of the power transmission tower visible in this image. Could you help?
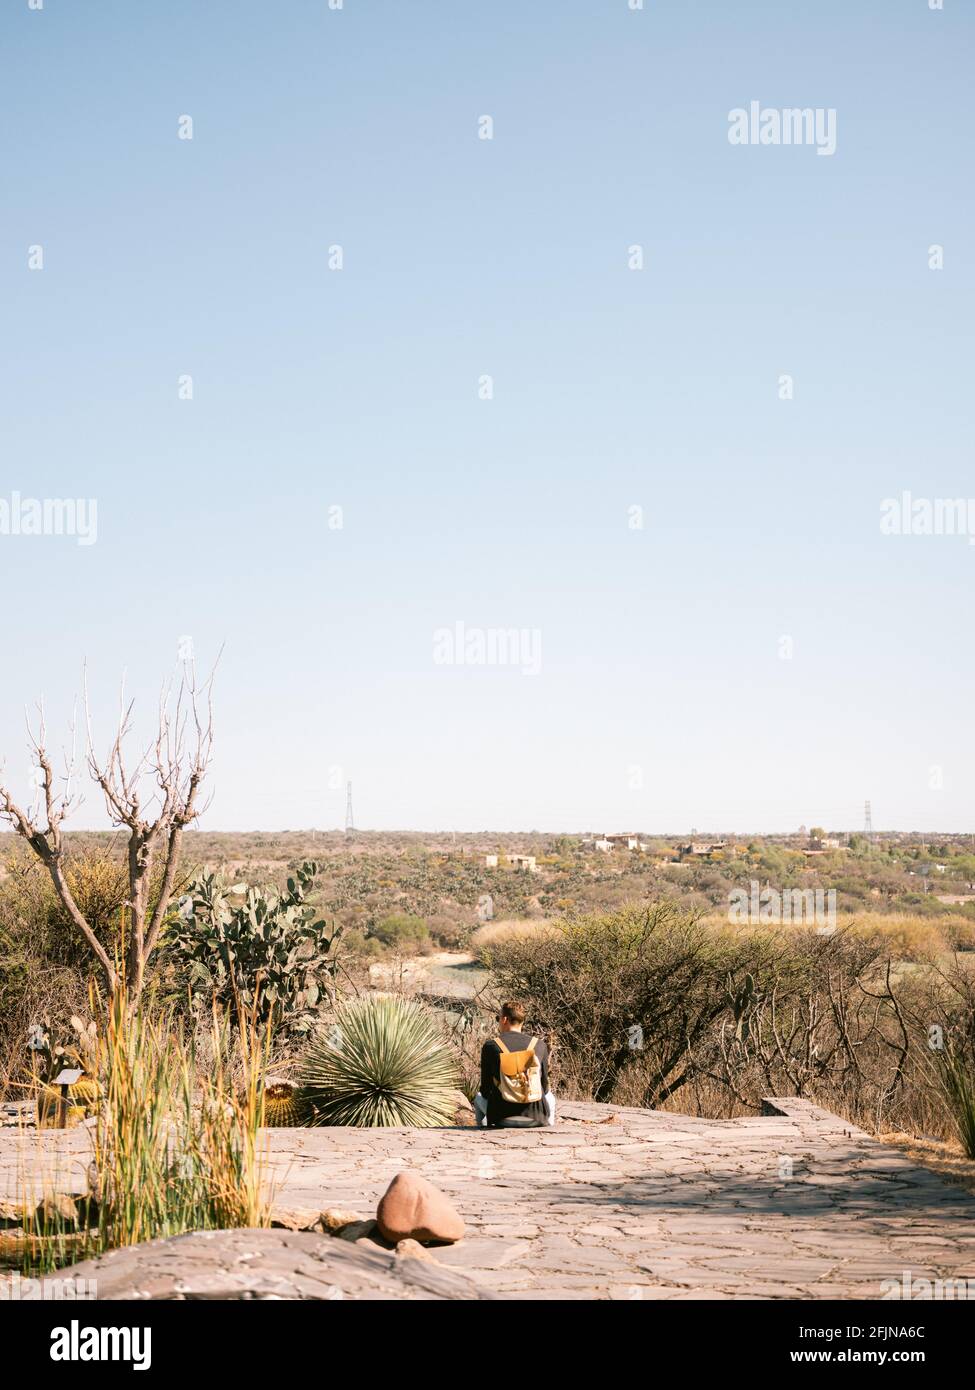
[863,800,873,839]
[345,781,354,835]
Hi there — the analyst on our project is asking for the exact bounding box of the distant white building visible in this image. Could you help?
[609,834,646,852]
[508,854,538,873]
[677,841,727,861]
[484,854,499,868]
[595,834,646,852]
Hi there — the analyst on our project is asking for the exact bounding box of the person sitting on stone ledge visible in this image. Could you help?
[474,1001,555,1129]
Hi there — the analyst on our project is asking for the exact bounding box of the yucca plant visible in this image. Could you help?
[300,995,458,1127]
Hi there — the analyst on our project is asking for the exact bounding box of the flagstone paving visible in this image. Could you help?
[3,1097,974,1299]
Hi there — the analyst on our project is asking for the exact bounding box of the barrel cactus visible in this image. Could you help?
[29,1015,103,1124]
[69,1074,102,1112]
[261,1081,308,1127]
[299,996,459,1128]
[36,1085,87,1128]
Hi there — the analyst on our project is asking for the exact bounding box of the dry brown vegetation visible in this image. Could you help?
[3,828,975,1159]
[480,903,975,1145]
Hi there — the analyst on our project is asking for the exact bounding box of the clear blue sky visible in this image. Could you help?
[1,1,972,834]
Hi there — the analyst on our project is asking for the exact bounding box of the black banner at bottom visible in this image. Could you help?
[3,1296,969,1376]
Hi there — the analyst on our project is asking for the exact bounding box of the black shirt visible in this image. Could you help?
[480,1030,550,1127]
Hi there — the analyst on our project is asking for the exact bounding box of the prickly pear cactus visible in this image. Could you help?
[168,861,344,1035]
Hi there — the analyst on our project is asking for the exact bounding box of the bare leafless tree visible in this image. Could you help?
[0,661,215,1007]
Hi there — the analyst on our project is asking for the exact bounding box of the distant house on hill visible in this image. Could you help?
[604,834,647,852]
[484,852,537,872]
[586,834,646,852]
[677,841,727,862]
[508,854,538,873]
[806,834,842,853]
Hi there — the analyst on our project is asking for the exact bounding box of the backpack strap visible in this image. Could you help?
[493,1037,509,1053]
[527,1037,538,1053]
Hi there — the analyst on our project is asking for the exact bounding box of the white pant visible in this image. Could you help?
[474,1092,556,1127]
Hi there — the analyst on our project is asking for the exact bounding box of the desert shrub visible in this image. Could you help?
[340,928,386,959]
[0,849,128,972]
[0,924,32,1022]
[943,917,975,952]
[369,913,430,954]
[165,862,342,1036]
[709,928,922,1127]
[299,994,458,1126]
[842,914,948,961]
[482,902,766,1106]
[0,849,129,1100]
[426,913,468,949]
[482,901,968,1134]
[470,919,558,958]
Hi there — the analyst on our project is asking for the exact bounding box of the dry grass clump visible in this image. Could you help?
[842,914,956,961]
[16,995,271,1275]
[698,910,971,965]
[470,919,559,956]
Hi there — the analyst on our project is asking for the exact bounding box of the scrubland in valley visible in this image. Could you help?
[3,827,974,1136]
[3,825,975,1275]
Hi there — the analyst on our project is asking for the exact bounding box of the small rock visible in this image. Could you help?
[376,1172,465,1245]
[0,1199,28,1226]
[270,1206,324,1233]
[395,1239,439,1263]
[452,1090,478,1128]
[35,1194,79,1231]
[320,1207,362,1233]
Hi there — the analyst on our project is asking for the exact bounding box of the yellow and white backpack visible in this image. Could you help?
[493,1036,544,1104]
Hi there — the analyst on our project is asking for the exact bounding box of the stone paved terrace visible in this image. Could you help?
[3,1099,975,1299]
